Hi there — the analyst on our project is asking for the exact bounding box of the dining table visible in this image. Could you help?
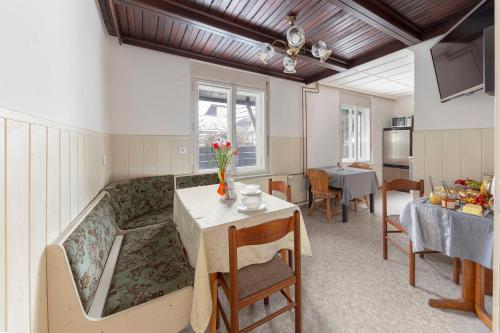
[400,197,494,330]
[173,182,313,333]
[308,166,379,222]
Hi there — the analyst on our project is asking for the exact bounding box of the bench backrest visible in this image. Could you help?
[103,176,175,225]
[175,173,219,189]
[63,193,118,313]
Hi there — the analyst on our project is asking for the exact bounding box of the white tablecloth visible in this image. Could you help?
[173,183,313,333]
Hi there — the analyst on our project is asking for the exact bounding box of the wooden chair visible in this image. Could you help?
[267,178,292,304]
[269,178,291,203]
[217,211,302,333]
[348,162,370,211]
[382,179,459,286]
[307,169,341,222]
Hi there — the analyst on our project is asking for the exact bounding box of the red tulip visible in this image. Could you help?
[213,142,220,149]
[233,149,239,156]
[225,142,231,148]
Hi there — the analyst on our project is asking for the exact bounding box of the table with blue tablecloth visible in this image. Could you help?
[308,166,379,222]
[399,197,493,329]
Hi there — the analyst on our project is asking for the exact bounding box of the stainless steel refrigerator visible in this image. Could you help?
[383,127,411,181]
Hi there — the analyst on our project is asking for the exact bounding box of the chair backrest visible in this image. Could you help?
[268,178,292,202]
[63,193,118,313]
[228,211,301,300]
[381,179,424,220]
[307,169,329,193]
[348,162,371,170]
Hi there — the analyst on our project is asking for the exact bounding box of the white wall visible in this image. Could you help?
[108,43,192,135]
[0,1,113,332]
[412,38,494,131]
[107,43,304,138]
[0,0,110,132]
[393,95,414,116]
[269,77,303,137]
[306,85,393,180]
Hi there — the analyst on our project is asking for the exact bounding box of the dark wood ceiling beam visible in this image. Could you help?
[304,69,338,85]
[121,36,306,83]
[113,0,349,71]
[324,0,422,46]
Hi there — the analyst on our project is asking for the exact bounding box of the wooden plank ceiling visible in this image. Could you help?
[98,0,480,84]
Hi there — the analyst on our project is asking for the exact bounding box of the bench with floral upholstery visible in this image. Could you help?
[175,173,219,189]
[47,192,194,333]
[103,176,176,230]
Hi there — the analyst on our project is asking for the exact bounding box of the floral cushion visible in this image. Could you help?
[103,176,175,229]
[63,194,117,313]
[102,224,194,316]
[119,207,174,230]
[175,173,219,189]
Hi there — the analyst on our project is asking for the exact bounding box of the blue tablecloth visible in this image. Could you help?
[322,166,379,206]
[400,197,494,268]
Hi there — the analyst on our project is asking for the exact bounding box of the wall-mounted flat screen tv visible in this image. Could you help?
[430,0,493,102]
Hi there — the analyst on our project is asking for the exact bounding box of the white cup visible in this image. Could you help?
[242,196,262,209]
[244,184,260,193]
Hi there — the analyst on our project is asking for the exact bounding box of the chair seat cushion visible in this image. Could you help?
[222,255,294,300]
[119,207,174,230]
[102,223,194,316]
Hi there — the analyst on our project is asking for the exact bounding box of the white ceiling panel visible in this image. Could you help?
[320,49,414,100]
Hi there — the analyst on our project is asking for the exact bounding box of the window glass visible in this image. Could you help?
[341,105,371,162]
[196,83,266,174]
[197,84,230,171]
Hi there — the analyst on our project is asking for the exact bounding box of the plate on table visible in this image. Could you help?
[240,189,262,196]
[237,202,266,212]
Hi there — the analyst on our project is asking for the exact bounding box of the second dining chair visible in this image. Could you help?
[217,211,302,333]
[307,169,342,222]
[348,162,371,211]
[382,179,459,286]
[269,178,292,203]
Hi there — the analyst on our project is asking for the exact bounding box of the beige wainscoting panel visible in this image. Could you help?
[111,135,192,181]
[442,131,461,184]
[30,125,48,333]
[6,119,30,333]
[0,107,112,333]
[143,137,159,176]
[269,137,303,175]
[47,128,61,243]
[0,118,5,331]
[413,128,494,191]
[77,133,86,211]
[111,135,302,181]
[69,132,79,220]
[424,132,443,186]
[482,128,494,175]
[60,130,71,231]
[460,130,483,181]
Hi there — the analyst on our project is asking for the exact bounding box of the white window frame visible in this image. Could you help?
[193,80,267,175]
[340,104,372,163]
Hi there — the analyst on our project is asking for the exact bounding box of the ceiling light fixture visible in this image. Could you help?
[256,15,333,74]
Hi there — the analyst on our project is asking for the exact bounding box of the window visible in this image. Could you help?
[195,82,266,174]
[341,105,371,162]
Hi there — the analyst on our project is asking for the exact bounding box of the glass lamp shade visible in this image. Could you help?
[286,25,305,48]
[311,41,332,62]
[283,56,297,74]
[256,43,275,64]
